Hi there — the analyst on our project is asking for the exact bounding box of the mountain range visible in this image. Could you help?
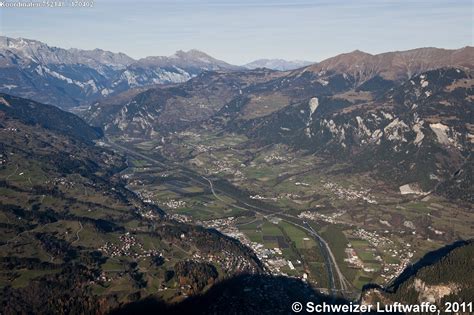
[243,59,314,71]
[0,37,242,108]
[2,36,472,110]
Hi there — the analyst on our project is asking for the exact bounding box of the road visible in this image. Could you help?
[72,221,83,244]
[303,221,351,292]
[6,164,18,180]
[106,138,352,295]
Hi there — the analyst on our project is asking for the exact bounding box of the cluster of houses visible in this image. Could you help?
[250,194,278,202]
[162,199,187,209]
[352,228,415,283]
[98,232,160,259]
[344,247,364,269]
[298,210,348,225]
[322,181,377,204]
[353,228,394,247]
[263,153,290,164]
[205,157,245,179]
[169,213,193,223]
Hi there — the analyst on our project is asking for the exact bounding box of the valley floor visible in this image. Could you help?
[104,132,474,297]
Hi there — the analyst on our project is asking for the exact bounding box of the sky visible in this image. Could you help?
[0,0,473,64]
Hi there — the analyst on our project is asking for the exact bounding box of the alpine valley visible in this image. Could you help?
[0,37,473,314]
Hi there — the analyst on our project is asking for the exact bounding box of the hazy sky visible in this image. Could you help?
[1,0,472,64]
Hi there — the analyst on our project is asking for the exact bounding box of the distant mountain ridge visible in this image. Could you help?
[136,49,241,70]
[0,36,134,69]
[243,59,314,71]
[1,36,472,109]
[0,36,241,108]
[304,47,474,83]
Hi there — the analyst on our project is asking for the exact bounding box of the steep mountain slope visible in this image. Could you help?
[234,68,473,200]
[0,37,241,108]
[243,59,314,71]
[0,94,264,313]
[0,93,102,142]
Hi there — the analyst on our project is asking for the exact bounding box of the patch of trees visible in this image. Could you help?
[0,203,58,225]
[0,257,59,271]
[151,255,164,267]
[35,233,78,262]
[0,265,104,314]
[128,262,147,289]
[174,260,218,293]
[164,270,175,282]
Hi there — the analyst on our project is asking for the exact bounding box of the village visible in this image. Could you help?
[98,232,161,259]
[322,181,378,204]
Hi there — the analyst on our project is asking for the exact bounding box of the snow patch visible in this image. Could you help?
[101,88,112,96]
[36,65,98,91]
[1,84,18,90]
